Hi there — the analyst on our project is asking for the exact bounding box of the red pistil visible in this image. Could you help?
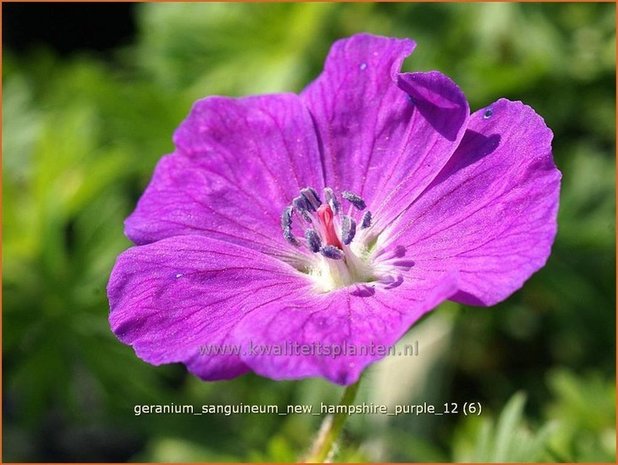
[317,204,343,249]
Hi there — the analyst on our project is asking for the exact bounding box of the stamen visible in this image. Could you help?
[320,245,344,260]
[360,211,372,229]
[340,215,356,245]
[342,191,366,210]
[300,187,322,211]
[292,195,308,211]
[292,196,312,222]
[283,227,300,246]
[281,206,293,231]
[305,229,322,253]
[323,187,341,214]
[281,186,385,290]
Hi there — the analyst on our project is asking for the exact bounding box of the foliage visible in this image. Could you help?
[453,371,616,462]
[453,393,555,462]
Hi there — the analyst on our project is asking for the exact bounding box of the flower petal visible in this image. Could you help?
[301,33,469,226]
[107,235,315,380]
[231,269,458,385]
[383,99,561,306]
[125,93,323,252]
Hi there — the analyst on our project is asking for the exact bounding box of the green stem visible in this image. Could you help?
[304,379,361,463]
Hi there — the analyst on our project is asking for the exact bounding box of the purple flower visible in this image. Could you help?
[108,34,561,385]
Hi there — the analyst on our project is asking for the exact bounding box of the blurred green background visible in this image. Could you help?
[3,2,616,462]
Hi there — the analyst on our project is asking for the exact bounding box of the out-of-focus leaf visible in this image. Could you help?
[136,437,238,462]
[453,393,555,462]
[134,3,335,96]
[545,370,616,462]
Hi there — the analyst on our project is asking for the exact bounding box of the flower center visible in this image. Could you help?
[281,187,377,291]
